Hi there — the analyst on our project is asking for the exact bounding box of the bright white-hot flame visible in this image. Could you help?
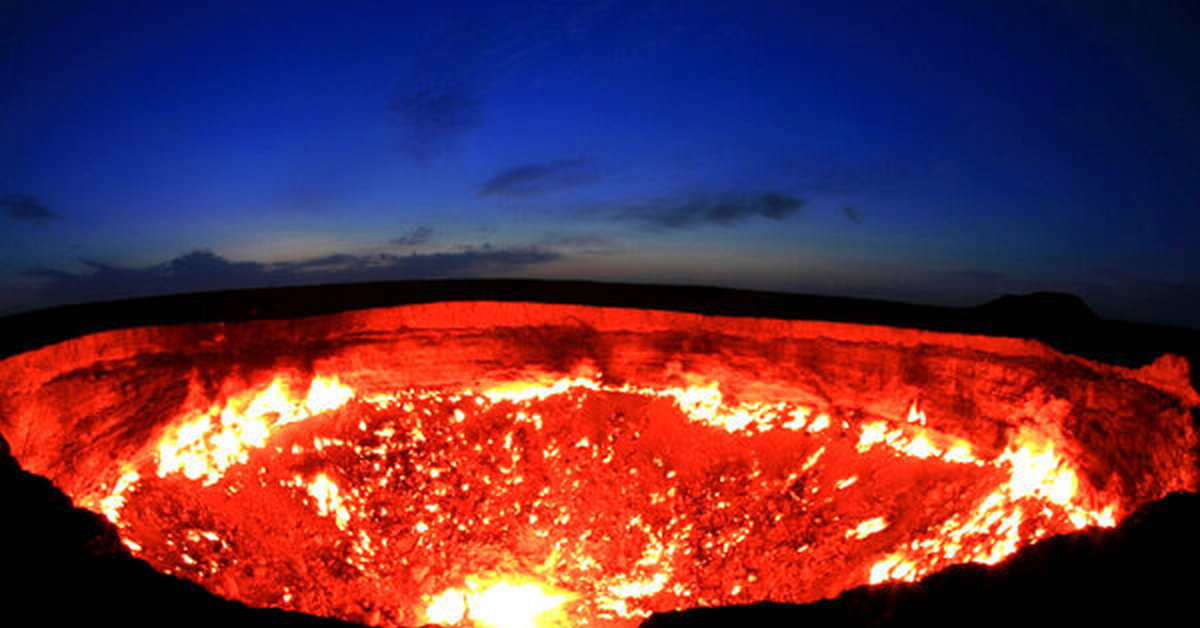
[306,473,351,529]
[425,578,573,628]
[781,406,810,430]
[999,435,1078,505]
[98,470,140,525]
[242,378,303,426]
[482,376,601,404]
[857,421,889,451]
[662,382,724,425]
[304,377,355,415]
[943,442,976,463]
[606,572,669,600]
[485,376,817,436]
[801,446,825,471]
[660,382,784,433]
[906,403,927,426]
[156,375,355,485]
[425,589,467,625]
[869,553,917,584]
[856,419,981,464]
[904,434,939,459]
[845,516,889,540]
[470,581,568,628]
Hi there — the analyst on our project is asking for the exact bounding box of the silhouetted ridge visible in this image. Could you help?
[975,291,1099,324]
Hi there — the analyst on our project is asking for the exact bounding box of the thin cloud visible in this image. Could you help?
[24,246,561,305]
[387,14,493,161]
[1,194,59,223]
[389,86,484,159]
[592,192,805,229]
[392,226,434,246]
[541,234,615,255]
[382,3,632,162]
[479,157,599,196]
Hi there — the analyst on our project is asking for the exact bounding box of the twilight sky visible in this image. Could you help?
[3,1,1199,327]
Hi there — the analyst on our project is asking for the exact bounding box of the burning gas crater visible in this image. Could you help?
[1,302,1196,628]
[83,375,1138,627]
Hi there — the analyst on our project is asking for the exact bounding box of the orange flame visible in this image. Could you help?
[868,427,1116,584]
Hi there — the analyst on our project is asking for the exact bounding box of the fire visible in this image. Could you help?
[866,427,1115,584]
[69,368,1149,627]
[855,414,982,464]
[98,469,140,525]
[480,375,602,404]
[425,577,574,628]
[845,516,889,540]
[155,375,353,485]
[306,473,352,530]
[0,295,1193,628]
[426,588,469,624]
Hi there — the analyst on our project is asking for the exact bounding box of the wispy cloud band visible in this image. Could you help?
[479,157,599,197]
[25,246,561,305]
[1,194,59,223]
[588,192,805,229]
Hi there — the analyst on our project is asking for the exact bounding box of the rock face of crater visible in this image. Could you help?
[0,301,1195,509]
[0,283,1198,627]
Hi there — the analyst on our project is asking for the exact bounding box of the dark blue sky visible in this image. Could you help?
[3,1,1199,327]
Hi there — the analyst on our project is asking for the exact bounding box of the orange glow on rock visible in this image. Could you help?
[0,301,1195,627]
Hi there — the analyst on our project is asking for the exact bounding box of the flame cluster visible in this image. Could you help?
[82,372,1122,627]
[155,376,354,486]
